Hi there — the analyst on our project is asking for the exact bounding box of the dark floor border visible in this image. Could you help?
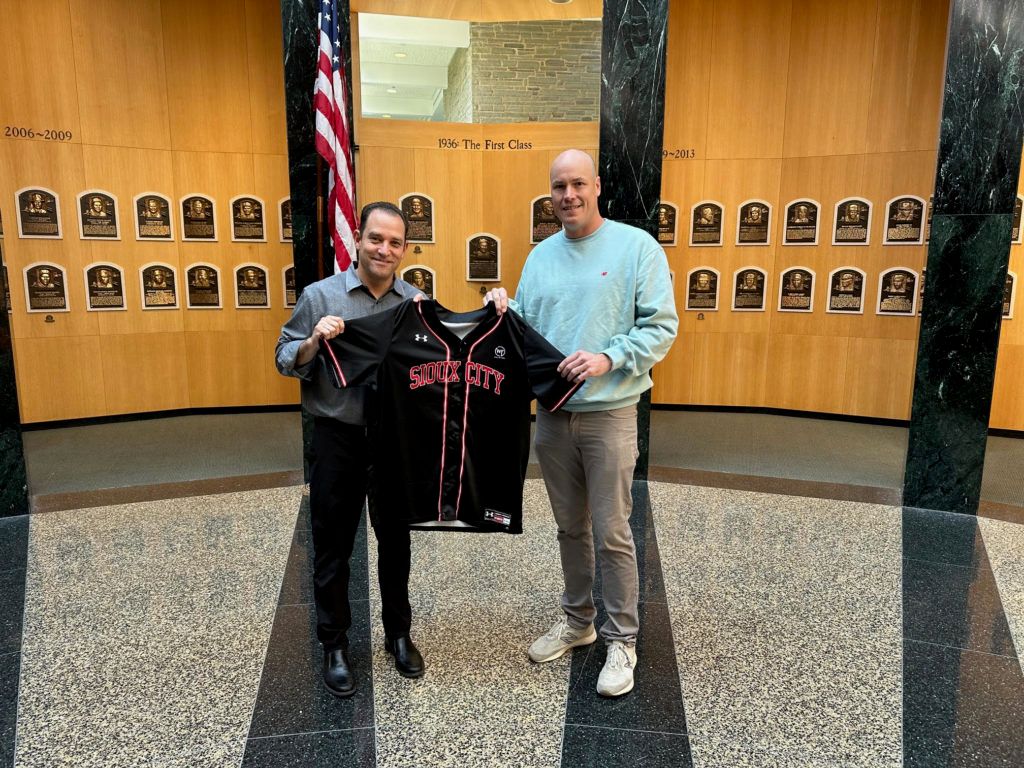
[650,403,911,429]
[648,465,902,506]
[30,470,306,514]
[20,404,302,432]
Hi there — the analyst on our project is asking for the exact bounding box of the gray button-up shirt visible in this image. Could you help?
[275,265,420,425]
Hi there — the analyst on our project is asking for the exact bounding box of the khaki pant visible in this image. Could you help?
[535,405,639,644]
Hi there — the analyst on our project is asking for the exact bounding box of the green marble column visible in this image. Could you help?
[903,0,1024,514]
[598,0,669,480]
[0,263,28,516]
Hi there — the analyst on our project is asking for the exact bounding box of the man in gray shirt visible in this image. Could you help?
[275,201,424,697]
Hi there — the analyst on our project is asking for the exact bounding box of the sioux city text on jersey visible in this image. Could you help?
[320,299,581,533]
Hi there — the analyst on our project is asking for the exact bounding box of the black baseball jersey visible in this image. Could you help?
[320,299,581,533]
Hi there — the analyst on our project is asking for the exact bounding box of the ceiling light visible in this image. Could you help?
[381,114,392,119]
[394,52,407,59]
[387,86,398,94]
[549,0,573,4]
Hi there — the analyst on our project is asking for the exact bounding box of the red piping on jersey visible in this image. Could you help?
[549,377,584,412]
[454,313,506,519]
[322,340,347,387]
[416,302,452,520]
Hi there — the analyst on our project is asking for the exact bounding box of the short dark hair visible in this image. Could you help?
[359,201,408,241]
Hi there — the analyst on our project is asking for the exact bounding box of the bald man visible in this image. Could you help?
[486,149,678,697]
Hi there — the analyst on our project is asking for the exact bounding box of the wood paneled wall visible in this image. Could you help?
[991,154,1024,430]
[652,0,950,420]
[0,0,296,423]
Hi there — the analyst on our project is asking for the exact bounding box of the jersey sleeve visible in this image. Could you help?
[319,303,399,389]
[518,313,583,412]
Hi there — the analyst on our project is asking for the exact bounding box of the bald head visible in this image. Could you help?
[550,149,603,238]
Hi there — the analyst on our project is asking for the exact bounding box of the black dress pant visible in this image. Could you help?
[310,417,412,652]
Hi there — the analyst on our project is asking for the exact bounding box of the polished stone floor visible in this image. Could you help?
[3,477,1024,767]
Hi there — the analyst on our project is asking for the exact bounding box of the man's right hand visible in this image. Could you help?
[297,315,345,366]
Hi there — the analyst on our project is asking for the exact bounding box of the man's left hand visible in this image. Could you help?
[558,350,612,383]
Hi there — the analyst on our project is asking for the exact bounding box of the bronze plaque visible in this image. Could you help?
[402,265,435,299]
[400,193,434,243]
[231,196,265,241]
[280,198,293,242]
[778,268,814,312]
[925,196,934,243]
[17,188,61,238]
[2,264,9,314]
[784,199,819,245]
[283,266,297,307]
[141,264,178,309]
[467,235,499,281]
[79,192,119,239]
[656,202,677,246]
[733,269,766,311]
[25,263,68,312]
[236,265,269,308]
[690,202,723,246]
[0,206,4,238]
[827,268,865,314]
[186,264,221,309]
[1004,272,1015,318]
[877,269,917,315]
[136,194,172,239]
[919,269,926,315]
[85,263,125,311]
[181,195,216,240]
[686,269,719,310]
[531,196,562,244]
[737,201,770,245]
[833,199,871,245]
[1013,195,1023,244]
[884,196,924,244]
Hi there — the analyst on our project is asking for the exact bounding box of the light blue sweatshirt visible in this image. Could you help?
[511,219,678,412]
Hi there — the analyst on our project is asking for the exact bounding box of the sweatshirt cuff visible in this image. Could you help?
[601,347,625,371]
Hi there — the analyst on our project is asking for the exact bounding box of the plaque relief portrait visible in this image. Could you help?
[231,196,266,242]
[181,195,216,241]
[401,265,435,300]
[134,193,173,240]
[84,263,125,311]
[732,268,767,311]
[656,202,678,246]
[24,263,69,312]
[778,267,815,312]
[186,264,221,309]
[3,265,10,314]
[925,196,934,242]
[279,198,293,242]
[1013,195,1023,244]
[235,264,269,308]
[690,202,724,246]
[685,268,719,311]
[140,264,178,309]
[466,234,500,281]
[884,195,925,245]
[283,266,297,307]
[826,267,866,314]
[531,195,562,244]
[1004,271,1016,319]
[833,198,872,245]
[16,187,61,239]
[400,193,434,243]
[736,200,771,245]
[918,269,926,315]
[78,191,119,240]
[876,268,918,315]
[783,199,820,245]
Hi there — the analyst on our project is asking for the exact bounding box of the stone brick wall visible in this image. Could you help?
[444,45,472,122]
[470,20,601,123]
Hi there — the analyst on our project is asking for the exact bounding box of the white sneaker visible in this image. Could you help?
[527,616,597,663]
[596,640,636,697]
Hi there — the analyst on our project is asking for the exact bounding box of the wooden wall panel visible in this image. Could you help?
[70,0,172,149]
[162,1,253,154]
[842,337,917,419]
[185,331,269,407]
[990,154,1024,430]
[663,0,713,160]
[706,0,792,160]
[99,332,191,415]
[687,332,769,407]
[14,337,107,423]
[245,0,289,155]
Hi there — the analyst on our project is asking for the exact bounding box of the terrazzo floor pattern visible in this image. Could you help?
[9,480,1024,766]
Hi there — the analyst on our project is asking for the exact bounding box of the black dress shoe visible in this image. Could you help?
[385,635,425,678]
[322,648,356,697]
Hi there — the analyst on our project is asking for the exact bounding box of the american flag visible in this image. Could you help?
[314,0,357,273]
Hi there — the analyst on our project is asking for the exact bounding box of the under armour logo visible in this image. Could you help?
[494,346,506,359]
[415,334,429,343]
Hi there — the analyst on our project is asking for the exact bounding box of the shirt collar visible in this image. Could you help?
[343,263,409,298]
